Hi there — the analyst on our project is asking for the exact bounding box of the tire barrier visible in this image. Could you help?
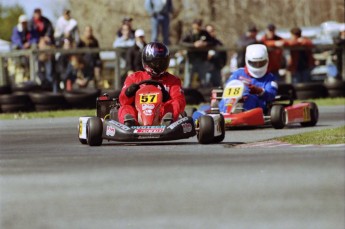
[11,82,42,93]
[100,89,121,99]
[0,85,12,95]
[29,92,67,111]
[277,83,297,99]
[324,81,345,98]
[183,88,205,105]
[0,92,34,113]
[294,83,329,100]
[64,89,100,109]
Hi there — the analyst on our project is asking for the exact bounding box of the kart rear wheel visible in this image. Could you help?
[300,102,318,127]
[213,114,225,143]
[270,105,286,129]
[87,117,103,146]
[197,115,214,144]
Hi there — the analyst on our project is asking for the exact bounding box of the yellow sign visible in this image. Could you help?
[223,86,243,98]
[140,94,158,104]
[79,120,82,136]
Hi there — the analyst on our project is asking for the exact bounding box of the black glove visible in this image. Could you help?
[125,83,139,97]
[162,89,170,102]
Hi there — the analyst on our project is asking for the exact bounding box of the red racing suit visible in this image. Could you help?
[118,71,186,124]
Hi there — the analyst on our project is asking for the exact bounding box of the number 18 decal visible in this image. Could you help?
[140,94,158,104]
[223,86,243,98]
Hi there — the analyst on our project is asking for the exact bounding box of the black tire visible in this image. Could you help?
[0,85,12,95]
[0,92,32,104]
[30,92,67,111]
[270,105,286,129]
[184,88,205,105]
[294,83,328,99]
[87,117,103,146]
[197,115,214,144]
[0,103,34,113]
[324,81,345,98]
[184,107,197,117]
[12,82,42,92]
[64,88,100,109]
[301,102,319,127]
[213,114,225,143]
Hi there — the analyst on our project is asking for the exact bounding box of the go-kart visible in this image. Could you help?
[195,79,319,129]
[78,80,225,146]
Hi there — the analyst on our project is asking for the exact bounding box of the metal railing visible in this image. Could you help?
[0,44,342,90]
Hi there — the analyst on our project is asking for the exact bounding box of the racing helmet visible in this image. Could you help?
[245,44,269,78]
[142,42,170,78]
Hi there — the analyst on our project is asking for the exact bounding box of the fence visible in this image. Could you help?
[0,44,343,91]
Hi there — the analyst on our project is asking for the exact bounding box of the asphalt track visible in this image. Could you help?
[1,106,344,229]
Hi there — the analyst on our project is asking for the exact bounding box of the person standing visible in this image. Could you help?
[144,0,173,45]
[181,19,216,87]
[236,25,259,68]
[54,9,79,47]
[125,29,147,75]
[285,27,314,83]
[11,14,39,50]
[261,24,284,80]
[205,24,227,87]
[29,8,54,44]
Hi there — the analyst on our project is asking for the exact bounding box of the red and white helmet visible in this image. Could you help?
[245,44,269,78]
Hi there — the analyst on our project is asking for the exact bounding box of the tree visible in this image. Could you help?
[0,4,25,41]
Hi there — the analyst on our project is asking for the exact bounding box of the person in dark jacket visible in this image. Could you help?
[181,19,216,87]
[236,25,259,68]
[29,8,54,44]
[205,24,227,87]
[125,29,147,75]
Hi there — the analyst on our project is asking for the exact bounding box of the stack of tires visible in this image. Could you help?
[0,84,34,113]
[63,88,100,109]
[324,81,345,98]
[30,92,67,111]
[294,83,328,100]
[184,88,205,105]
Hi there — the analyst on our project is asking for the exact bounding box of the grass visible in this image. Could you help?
[0,97,344,120]
[0,109,96,120]
[277,126,345,145]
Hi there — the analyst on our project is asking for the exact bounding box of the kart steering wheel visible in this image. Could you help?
[137,80,170,102]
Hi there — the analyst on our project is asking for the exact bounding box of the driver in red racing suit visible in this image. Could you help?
[118,42,186,126]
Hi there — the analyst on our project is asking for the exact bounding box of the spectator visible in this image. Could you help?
[125,29,147,75]
[181,19,216,87]
[54,9,79,47]
[205,24,227,87]
[11,14,39,49]
[261,24,285,80]
[29,8,54,44]
[113,24,135,48]
[333,24,345,80]
[144,0,173,45]
[78,25,102,88]
[285,27,314,83]
[116,17,135,38]
[236,25,259,68]
[56,38,75,89]
[62,55,94,90]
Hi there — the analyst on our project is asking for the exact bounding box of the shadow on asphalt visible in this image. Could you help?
[101,141,246,147]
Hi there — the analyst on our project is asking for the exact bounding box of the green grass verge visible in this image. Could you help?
[0,97,344,120]
[0,109,96,120]
[277,126,345,145]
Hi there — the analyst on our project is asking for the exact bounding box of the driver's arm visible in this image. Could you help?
[119,74,136,106]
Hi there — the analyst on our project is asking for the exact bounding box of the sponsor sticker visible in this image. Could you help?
[142,104,155,110]
[106,126,116,136]
[181,123,192,133]
[133,128,165,134]
[108,120,131,131]
[168,117,189,129]
[143,109,153,116]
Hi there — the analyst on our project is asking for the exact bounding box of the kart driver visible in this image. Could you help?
[219,44,278,112]
[118,42,186,126]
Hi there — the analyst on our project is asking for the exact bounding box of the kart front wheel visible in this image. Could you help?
[271,105,286,129]
[87,117,103,146]
[213,114,225,143]
[197,115,214,144]
[300,102,318,127]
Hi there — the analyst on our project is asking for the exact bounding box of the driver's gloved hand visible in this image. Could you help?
[248,84,264,95]
[162,89,170,102]
[125,83,139,97]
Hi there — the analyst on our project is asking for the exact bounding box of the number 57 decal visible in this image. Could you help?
[140,94,158,104]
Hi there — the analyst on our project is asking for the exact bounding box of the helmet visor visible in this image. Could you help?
[248,60,268,68]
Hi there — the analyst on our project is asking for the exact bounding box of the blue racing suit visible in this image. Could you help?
[219,67,278,112]
[192,67,278,121]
